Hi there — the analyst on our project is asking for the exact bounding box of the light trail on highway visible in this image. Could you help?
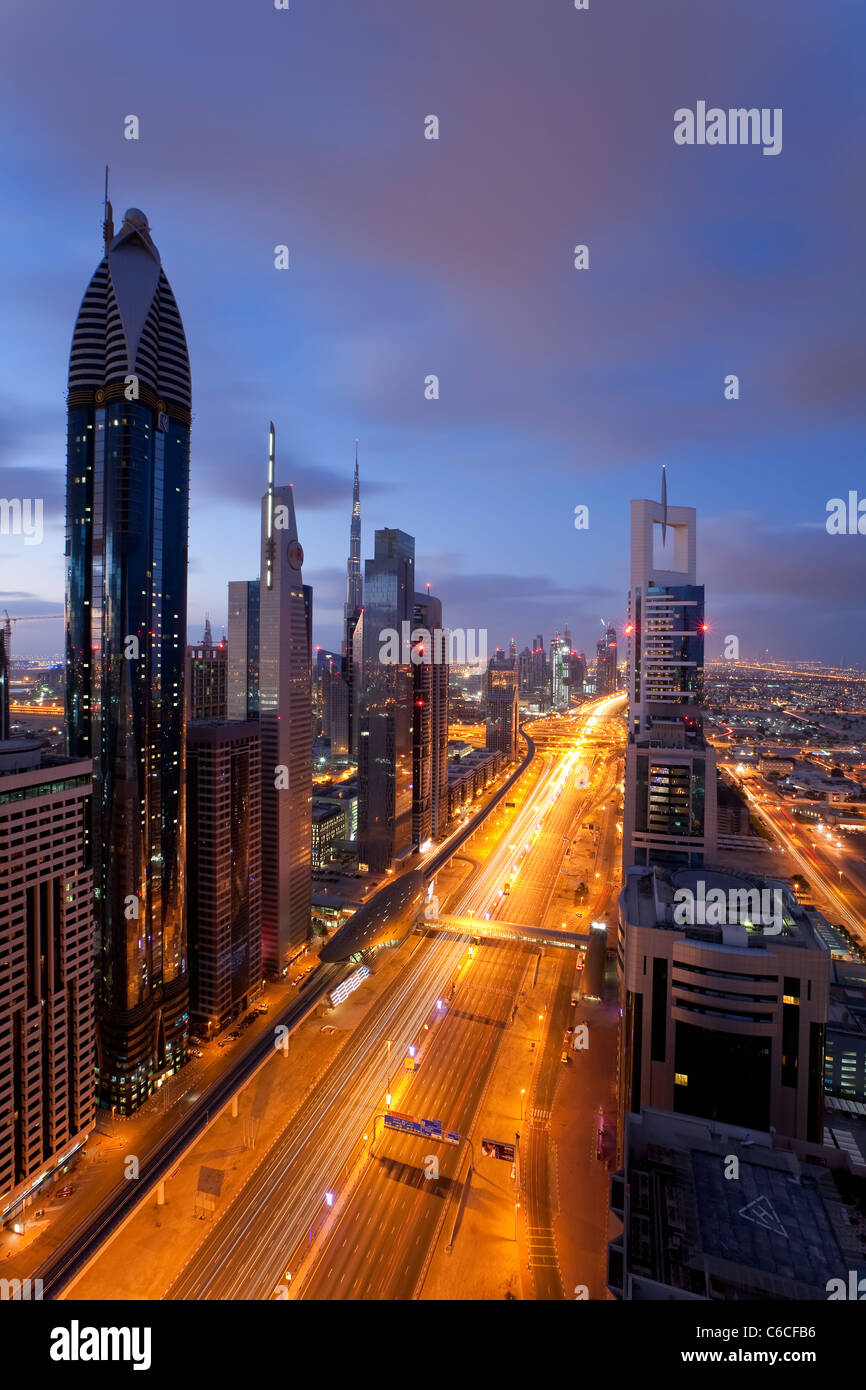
[73,695,625,1302]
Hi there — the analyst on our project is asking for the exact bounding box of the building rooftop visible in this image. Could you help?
[611,1107,866,1300]
[621,862,826,952]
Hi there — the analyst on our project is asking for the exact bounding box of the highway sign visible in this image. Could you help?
[384,1112,442,1140]
[481,1137,515,1162]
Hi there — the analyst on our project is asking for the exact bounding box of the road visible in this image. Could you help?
[32,716,540,1299]
[730,772,866,947]
[294,696,626,1301]
[55,695,624,1301]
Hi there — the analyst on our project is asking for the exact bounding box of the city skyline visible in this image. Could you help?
[3,0,866,1331]
[2,0,865,666]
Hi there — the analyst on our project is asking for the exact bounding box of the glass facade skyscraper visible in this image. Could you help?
[359,529,415,872]
[623,482,717,870]
[65,207,191,1113]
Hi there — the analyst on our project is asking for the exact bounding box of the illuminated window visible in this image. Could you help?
[674,1072,688,1086]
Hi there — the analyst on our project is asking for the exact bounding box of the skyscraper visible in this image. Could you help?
[226,580,260,721]
[65,203,191,1113]
[550,634,570,710]
[344,447,362,649]
[258,424,312,969]
[486,651,520,759]
[0,738,95,1218]
[343,452,363,759]
[568,649,587,702]
[359,529,415,871]
[412,590,449,845]
[185,639,227,721]
[622,473,717,869]
[596,624,618,696]
[186,720,262,1035]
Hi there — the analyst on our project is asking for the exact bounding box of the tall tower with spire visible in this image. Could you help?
[622,469,717,869]
[65,203,191,1113]
[258,423,312,967]
[344,445,362,648]
[342,446,363,759]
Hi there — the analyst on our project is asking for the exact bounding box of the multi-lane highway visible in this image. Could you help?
[56,695,625,1302]
[729,770,866,947]
[293,695,625,1301]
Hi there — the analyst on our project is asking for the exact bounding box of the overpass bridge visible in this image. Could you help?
[420,913,594,951]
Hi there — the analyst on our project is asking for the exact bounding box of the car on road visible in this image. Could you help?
[189,1048,203,1058]
[560,1050,570,1064]
[57,1185,75,1198]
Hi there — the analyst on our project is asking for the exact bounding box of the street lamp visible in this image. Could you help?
[537,1013,543,1043]
[520,1088,525,1120]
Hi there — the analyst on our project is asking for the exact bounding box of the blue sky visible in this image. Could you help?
[1,0,865,664]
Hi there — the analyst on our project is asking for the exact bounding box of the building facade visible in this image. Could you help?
[359,529,415,871]
[550,634,570,710]
[186,641,227,721]
[412,591,450,845]
[226,580,260,721]
[65,205,191,1112]
[617,864,828,1143]
[485,651,520,759]
[0,739,95,1217]
[186,721,261,1035]
[258,425,312,968]
[622,481,718,870]
[596,625,618,695]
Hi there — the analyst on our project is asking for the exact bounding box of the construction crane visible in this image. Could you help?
[2,611,63,662]
[0,612,63,739]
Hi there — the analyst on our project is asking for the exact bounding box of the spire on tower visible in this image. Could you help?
[265,420,276,589]
[661,465,668,544]
[102,165,114,253]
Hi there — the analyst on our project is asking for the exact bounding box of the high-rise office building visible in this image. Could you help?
[186,720,261,1035]
[596,624,618,696]
[359,529,415,871]
[314,649,341,737]
[344,449,362,652]
[517,645,533,694]
[227,580,260,721]
[186,640,227,721]
[485,651,520,759]
[65,203,190,1112]
[0,739,95,1219]
[622,476,717,869]
[342,453,363,760]
[550,634,570,711]
[348,607,364,763]
[258,424,312,969]
[617,863,828,1142]
[569,649,587,702]
[412,591,449,845]
[328,666,350,757]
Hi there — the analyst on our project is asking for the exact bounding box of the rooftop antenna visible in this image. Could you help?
[102,165,114,252]
[660,464,668,544]
[265,421,276,589]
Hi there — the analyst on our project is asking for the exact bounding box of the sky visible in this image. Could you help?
[1,0,865,666]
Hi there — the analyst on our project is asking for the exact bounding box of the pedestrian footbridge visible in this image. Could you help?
[421,913,591,950]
